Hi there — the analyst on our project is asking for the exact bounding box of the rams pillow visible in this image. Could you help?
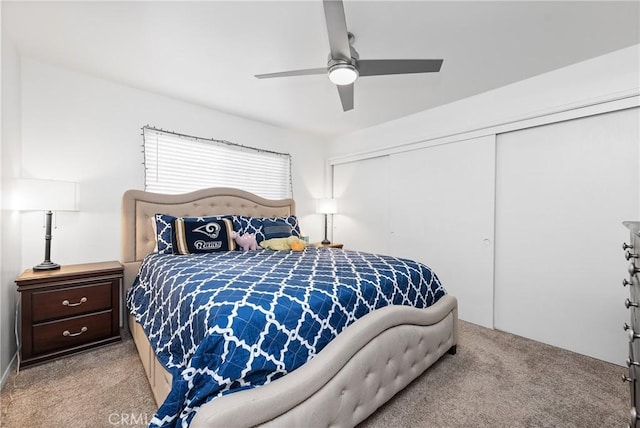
[171,217,236,254]
[154,213,232,254]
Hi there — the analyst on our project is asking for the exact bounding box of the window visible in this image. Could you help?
[142,126,292,199]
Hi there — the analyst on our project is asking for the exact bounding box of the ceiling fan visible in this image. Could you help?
[255,0,443,112]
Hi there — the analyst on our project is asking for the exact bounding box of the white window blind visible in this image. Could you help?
[143,127,292,199]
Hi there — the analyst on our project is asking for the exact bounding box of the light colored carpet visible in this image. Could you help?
[0,321,628,427]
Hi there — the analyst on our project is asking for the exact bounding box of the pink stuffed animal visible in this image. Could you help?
[231,232,258,251]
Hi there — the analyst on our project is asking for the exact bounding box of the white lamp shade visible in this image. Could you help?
[13,178,78,211]
[316,198,338,214]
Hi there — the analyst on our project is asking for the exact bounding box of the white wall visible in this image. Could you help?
[1,32,23,385]
[19,59,327,269]
[0,57,327,380]
[328,45,639,159]
[327,45,640,364]
[494,108,638,365]
[333,156,390,255]
[387,136,496,329]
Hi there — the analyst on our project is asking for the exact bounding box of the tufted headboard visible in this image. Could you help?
[121,187,295,291]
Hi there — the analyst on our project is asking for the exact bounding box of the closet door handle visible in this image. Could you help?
[629,264,640,276]
[624,242,634,251]
[627,251,639,261]
[624,279,632,287]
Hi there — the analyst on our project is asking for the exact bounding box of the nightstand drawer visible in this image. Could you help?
[16,261,122,368]
[32,310,113,355]
[31,281,113,322]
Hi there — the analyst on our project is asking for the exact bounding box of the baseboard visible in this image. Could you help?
[0,351,18,390]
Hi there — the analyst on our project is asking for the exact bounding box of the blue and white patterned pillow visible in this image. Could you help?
[154,214,233,254]
[232,215,300,244]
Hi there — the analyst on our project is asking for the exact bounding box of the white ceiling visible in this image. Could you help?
[3,1,639,137]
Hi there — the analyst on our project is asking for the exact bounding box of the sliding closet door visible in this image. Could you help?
[388,136,496,328]
[494,108,639,365]
[333,156,390,255]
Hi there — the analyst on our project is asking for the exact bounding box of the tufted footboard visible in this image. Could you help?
[191,295,458,427]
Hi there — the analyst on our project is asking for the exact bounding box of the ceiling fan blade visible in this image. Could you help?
[357,59,444,77]
[337,83,354,111]
[322,0,351,60]
[255,68,327,79]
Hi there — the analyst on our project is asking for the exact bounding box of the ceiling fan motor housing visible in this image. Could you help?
[327,58,359,85]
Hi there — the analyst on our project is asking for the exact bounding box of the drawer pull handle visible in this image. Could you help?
[62,297,87,307]
[63,326,88,337]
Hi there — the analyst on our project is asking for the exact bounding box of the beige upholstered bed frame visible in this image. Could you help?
[122,187,458,427]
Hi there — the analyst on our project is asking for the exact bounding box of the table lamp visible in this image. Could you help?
[14,178,78,270]
[316,198,337,245]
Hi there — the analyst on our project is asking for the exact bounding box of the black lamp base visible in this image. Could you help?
[322,213,332,245]
[33,260,60,271]
[34,210,61,271]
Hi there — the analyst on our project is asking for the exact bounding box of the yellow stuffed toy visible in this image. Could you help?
[290,239,306,252]
[260,236,307,251]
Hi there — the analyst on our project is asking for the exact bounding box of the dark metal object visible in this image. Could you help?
[629,263,640,276]
[625,242,635,250]
[33,210,60,271]
[322,214,331,245]
[627,251,639,260]
[625,279,632,287]
[627,298,640,309]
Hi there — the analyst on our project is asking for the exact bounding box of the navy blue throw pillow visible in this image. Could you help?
[263,218,294,239]
[171,217,236,254]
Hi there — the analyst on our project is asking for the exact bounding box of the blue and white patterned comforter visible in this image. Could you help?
[127,247,446,427]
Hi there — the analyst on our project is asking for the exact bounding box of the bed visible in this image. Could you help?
[121,187,458,427]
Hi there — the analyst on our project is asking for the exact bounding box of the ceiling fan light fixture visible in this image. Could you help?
[328,63,358,85]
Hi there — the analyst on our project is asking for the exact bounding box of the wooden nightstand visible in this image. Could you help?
[16,261,122,368]
[311,242,344,249]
